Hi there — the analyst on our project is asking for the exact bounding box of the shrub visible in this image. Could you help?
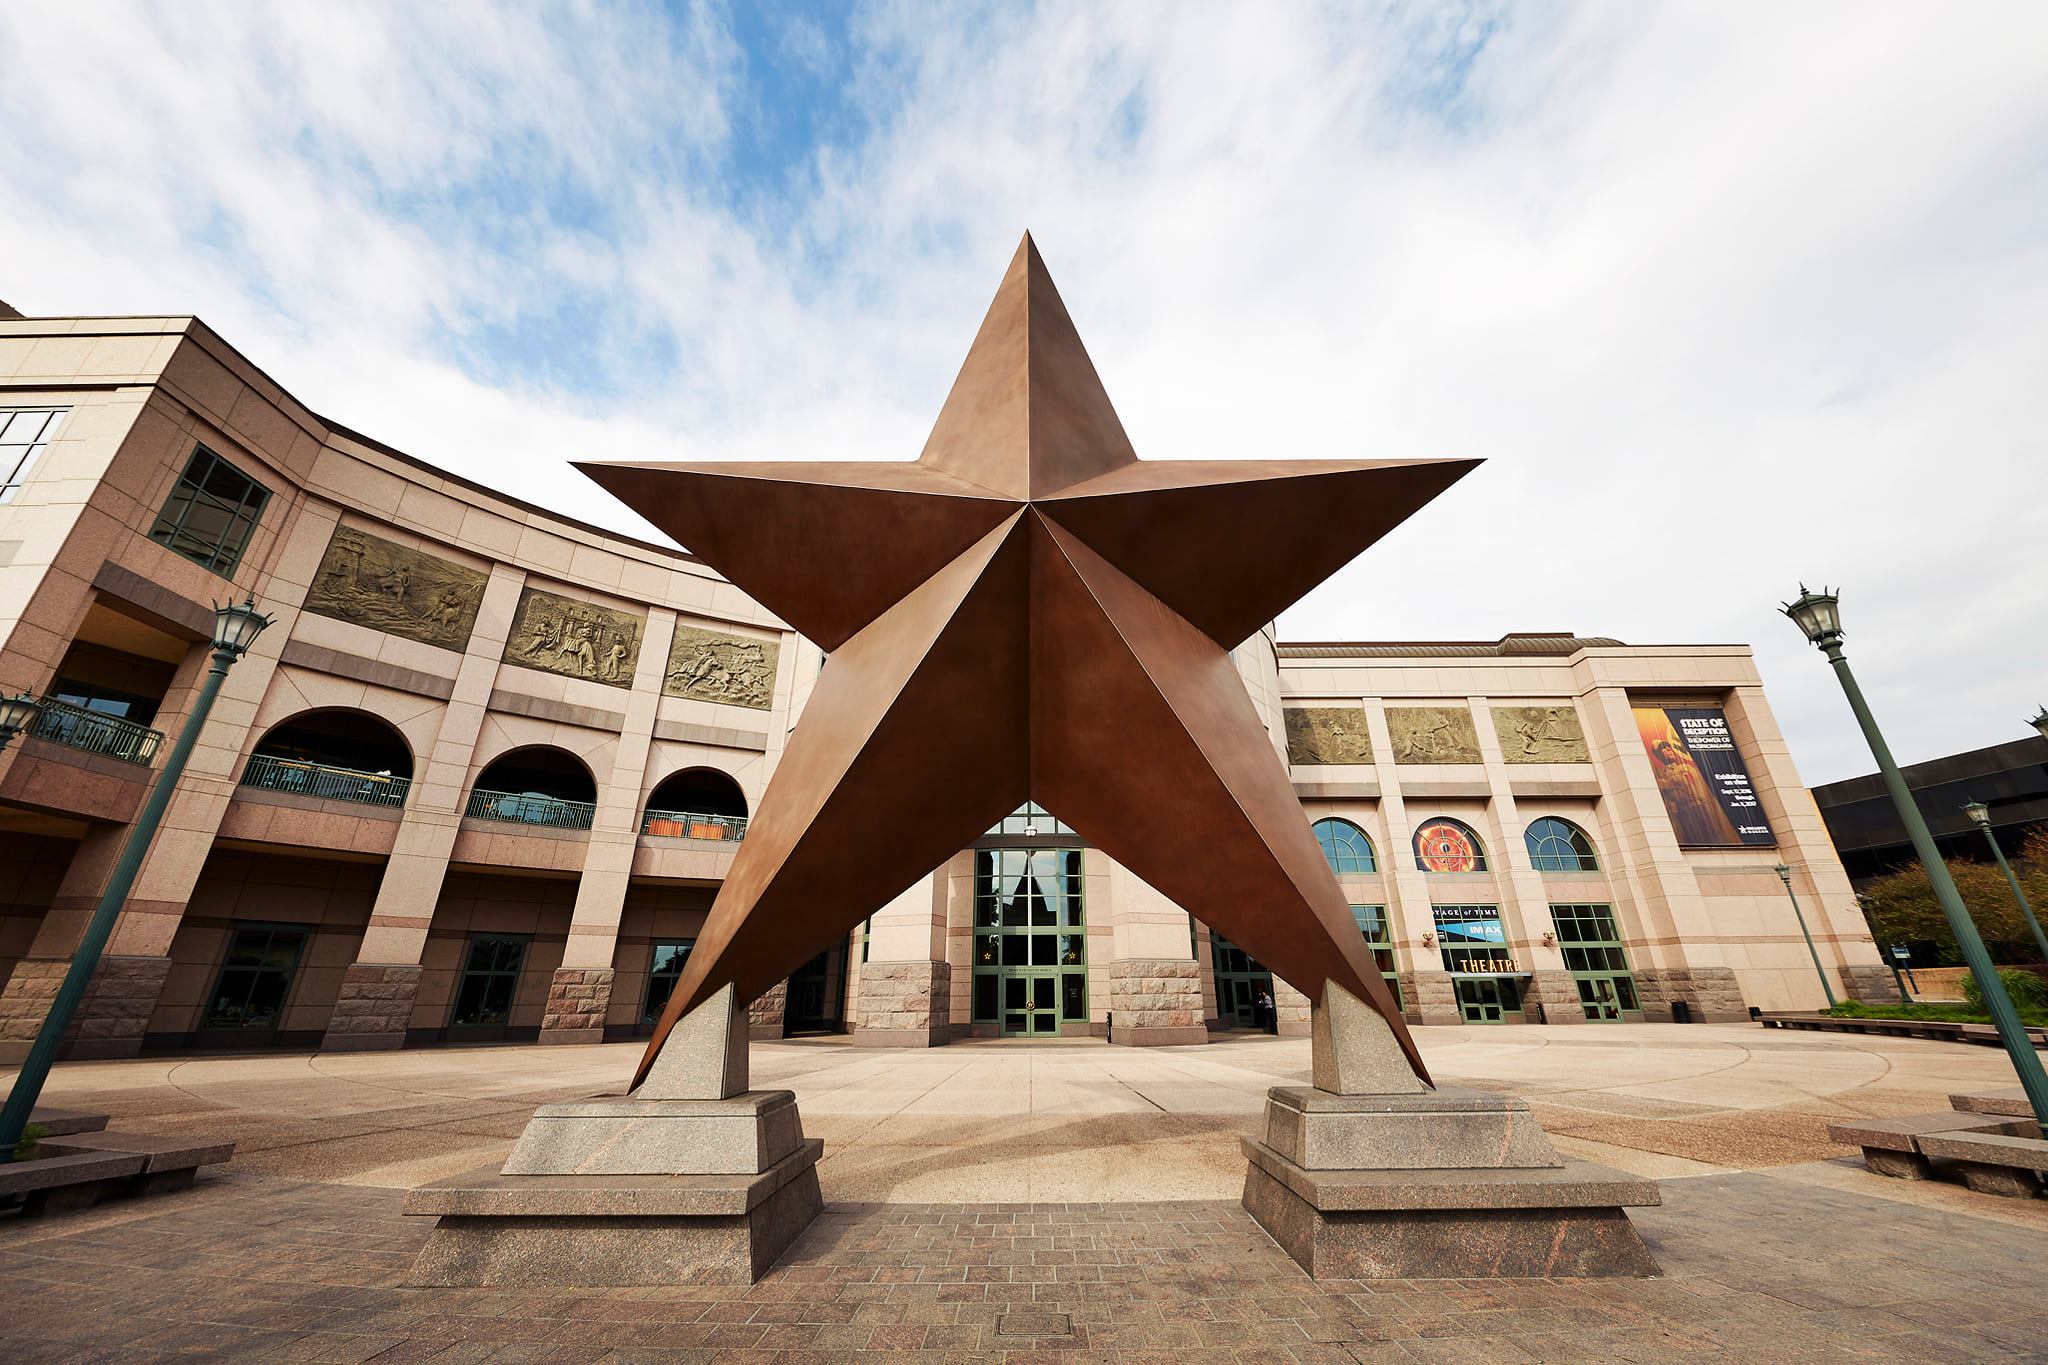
[1962,966,2048,1014]
[12,1122,47,1162]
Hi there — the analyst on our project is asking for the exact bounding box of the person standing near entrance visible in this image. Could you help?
[1256,988,1276,1034]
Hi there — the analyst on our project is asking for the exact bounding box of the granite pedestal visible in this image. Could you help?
[1242,980,1660,1278]
[404,985,823,1285]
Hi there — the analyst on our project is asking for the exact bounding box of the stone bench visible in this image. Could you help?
[1950,1087,2032,1119]
[4,1129,234,1216]
[27,1107,110,1137]
[1915,1130,2048,1199]
[1825,1112,2029,1180]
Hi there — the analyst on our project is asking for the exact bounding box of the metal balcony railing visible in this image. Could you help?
[465,787,596,831]
[28,697,164,765]
[240,753,411,808]
[641,808,748,841]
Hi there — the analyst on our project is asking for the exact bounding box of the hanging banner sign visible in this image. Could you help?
[1632,705,1775,847]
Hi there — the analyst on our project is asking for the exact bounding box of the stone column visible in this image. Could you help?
[852,874,950,1045]
[1472,698,1583,1023]
[1364,702,1458,1024]
[1103,856,1206,1045]
[538,611,675,1045]
[321,566,527,1051]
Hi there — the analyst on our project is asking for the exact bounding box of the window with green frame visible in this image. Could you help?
[642,939,695,1023]
[1348,904,1403,1009]
[149,444,270,575]
[1550,904,1639,1010]
[1313,818,1377,873]
[969,846,1087,1024]
[1525,818,1600,872]
[450,933,528,1027]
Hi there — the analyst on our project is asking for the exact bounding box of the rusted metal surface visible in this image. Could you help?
[580,234,1477,1090]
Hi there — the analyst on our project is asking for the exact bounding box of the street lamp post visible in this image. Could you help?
[1782,586,2048,1125]
[1964,799,2048,962]
[0,691,44,754]
[2030,705,2048,744]
[1774,863,1838,1008]
[0,598,271,1162]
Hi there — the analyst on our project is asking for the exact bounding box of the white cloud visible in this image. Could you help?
[1,0,2043,782]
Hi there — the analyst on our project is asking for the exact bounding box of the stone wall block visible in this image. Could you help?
[320,964,425,1051]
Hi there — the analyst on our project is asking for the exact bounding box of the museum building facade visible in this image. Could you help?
[0,312,1895,1060]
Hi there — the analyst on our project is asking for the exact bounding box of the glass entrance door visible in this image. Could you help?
[1001,972,1060,1036]
[1210,934,1273,1030]
[1456,978,1506,1022]
[1578,976,1623,1021]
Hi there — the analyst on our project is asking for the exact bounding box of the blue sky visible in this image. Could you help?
[1,1,2044,783]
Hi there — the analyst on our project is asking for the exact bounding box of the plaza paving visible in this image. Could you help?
[3,1023,2047,1361]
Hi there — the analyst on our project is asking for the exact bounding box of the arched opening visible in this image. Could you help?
[1311,817,1377,874]
[242,708,413,807]
[1525,817,1599,872]
[1412,817,1488,873]
[646,767,748,818]
[467,746,598,829]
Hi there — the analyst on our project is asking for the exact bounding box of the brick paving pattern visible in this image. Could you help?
[3,1170,2045,1362]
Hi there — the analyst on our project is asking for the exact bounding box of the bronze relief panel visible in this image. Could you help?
[1493,705,1589,763]
[302,525,487,650]
[1283,706,1374,765]
[1386,705,1481,764]
[663,625,779,710]
[502,586,645,688]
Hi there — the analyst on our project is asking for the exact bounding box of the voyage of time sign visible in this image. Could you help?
[1633,705,1774,847]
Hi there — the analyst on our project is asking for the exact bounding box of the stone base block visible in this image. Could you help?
[1109,1023,1210,1046]
[502,1092,804,1177]
[1634,966,1748,1023]
[405,1139,824,1286]
[1839,963,1903,1002]
[853,960,950,1046]
[321,964,422,1052]
[1398,970,1460,1026]
[539,968,614,1044]
[1262,1087,1559,1170]
[1241,1139,1660,1278]
[1106,959,1205,1044]
[748,981,787,1040]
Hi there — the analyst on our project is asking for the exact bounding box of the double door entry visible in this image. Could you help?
[999,970,1086,1036]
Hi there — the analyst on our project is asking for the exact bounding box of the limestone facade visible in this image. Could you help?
[0,313,1882,1059]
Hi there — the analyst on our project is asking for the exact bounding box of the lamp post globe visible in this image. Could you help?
[0,598,273,1162]
[212,596,273,657]
[0,690,44,754]
[1780,585,1843,648]
[1783,583,2048,1124]
[2030,705,2048,743]
[1963,800,1991,829]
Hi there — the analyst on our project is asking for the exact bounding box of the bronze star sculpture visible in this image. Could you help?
[580,235,1476,1089]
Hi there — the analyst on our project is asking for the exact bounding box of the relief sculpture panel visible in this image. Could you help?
[1283,706,1374,765]
[1385,705,1481,764]
[1493,705,1589,763]
[502,586,644,688]
[303,525,486,650]
[663,625,779,710]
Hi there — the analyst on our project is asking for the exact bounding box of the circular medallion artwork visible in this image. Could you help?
[1414,819,1484,873]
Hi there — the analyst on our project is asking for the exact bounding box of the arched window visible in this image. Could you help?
[468,746,598,829]
[1413,817,1487,873]
[643,767,749,838]
[1313,818,1377,874]
[1525,817,1599,872]
[241,708,414,807]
